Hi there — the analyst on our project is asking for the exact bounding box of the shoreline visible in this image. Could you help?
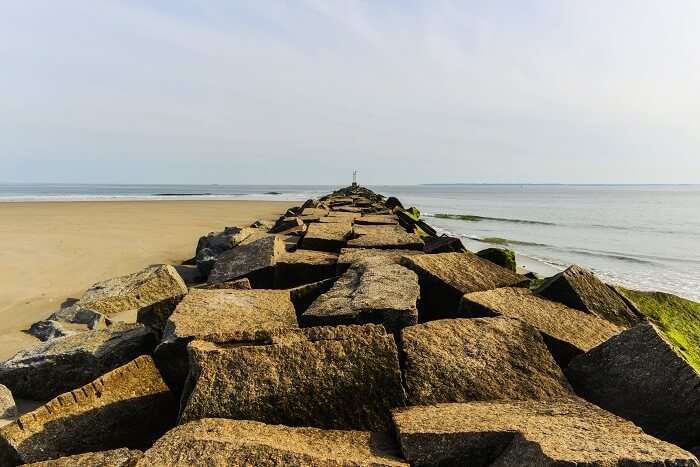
[0,199,289,361]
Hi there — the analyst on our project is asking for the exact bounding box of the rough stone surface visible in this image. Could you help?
[476,247,516,272]
[274,249,338,288]
[27,320,78,342]
[347,225,423,250]
[29,304,108,341]
[354,215,400,225]
[269,216,303,234]
[0,385,16,419]
[400,252,528,320]
[336,248,423,274]
[566,322,700,451]
[392,399,698,467]
[302,258,419,334]
[0,323,156,400]
[137,418,407,467]
[195,226,252,257]
[180,325,406,431]
[155,289,298,392]
[23,448,143,466]
[400,317,573,405]
[174,264,202,285]
[300,222,352,252]
[0,356,175,465]
[207,234,285,288]
[460,287,621,367]
[77,265,187,334]
[299,207,329,223]
[535,265,640,327]
[288,277,338,316]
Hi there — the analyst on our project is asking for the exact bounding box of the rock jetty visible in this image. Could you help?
[0,184,698,465]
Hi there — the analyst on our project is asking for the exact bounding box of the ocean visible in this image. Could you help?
[1,183,698,301]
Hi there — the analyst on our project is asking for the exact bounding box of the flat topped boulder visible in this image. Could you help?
[347,225,423,250]
[300,222,352,252]
[24,448,143,466]
[0,356,175,465]
[302,257,419,334]
[566,322,700,451]
[354,214,400,225]
[460,287,621,367]
[77,264,187,334]
[207,234,285,288]
[155,289,298,391]
[535,265,640,327]
[299,207,329,223]
[400,252,528,320]
[400,317,573,405]
[336,247,423,274]
[0,323,156,400]
[137,418,407,467]
[274,249,338,288]
[392,399,698,467]
[180,324,406,431]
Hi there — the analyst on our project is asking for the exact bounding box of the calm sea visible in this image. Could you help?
[1,183,698,301]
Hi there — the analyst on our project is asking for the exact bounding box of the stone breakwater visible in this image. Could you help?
[0,185,698,466]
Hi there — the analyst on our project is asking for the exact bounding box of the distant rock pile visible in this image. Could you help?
[0,185,699,466]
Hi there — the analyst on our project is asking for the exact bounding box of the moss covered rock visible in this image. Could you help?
[476,248,516,272]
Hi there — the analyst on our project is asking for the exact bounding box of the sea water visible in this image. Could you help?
[1,183,698,301]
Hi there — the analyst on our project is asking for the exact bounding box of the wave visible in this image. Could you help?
[476,236,549,247]
[431,213,555,226]
[153,193,214,196]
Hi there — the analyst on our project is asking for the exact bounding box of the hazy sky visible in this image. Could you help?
[2,1,699,184]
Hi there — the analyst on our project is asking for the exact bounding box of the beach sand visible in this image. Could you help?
[0,200,289,361]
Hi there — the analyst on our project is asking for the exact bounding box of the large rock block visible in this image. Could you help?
[274,249,338,288]
[302,258,419,334]
[347,225,423,250]
[0,323,156,400]
[566,322,700,451]
[476,247,516,272]
[400,252,528,320]
[392,399,698,467]
[460,287,621,367]
[354,214,400,225]
[0,385,16,419]
[336,248,423,274]
[400,317,573,405]
[300,222,352,252]
[137,418,407,466]
[180,325,406,431]
[23,448,143,466]
[77,265,187,334]
[194,227,253,276]
[207,234,285,288]
[155,289,298,392]
[0,356,175,465]
[535,265,640,327]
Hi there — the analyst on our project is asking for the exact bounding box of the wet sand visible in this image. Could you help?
[0,200,288,361]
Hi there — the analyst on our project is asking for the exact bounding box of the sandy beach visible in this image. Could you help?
[0,200,288,360]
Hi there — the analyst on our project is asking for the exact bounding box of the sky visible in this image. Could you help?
[1,1,699,185]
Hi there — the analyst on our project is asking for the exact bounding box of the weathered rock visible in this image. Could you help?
[354,215,400,225]
[250,219,270,229]
[0,356,175,465]
[207,234,285,288]
[195,226,251,256]
[476,247,516,272]
[173,264,202,285]
[400,317,573,405]
[400,252,528,320]
[333,205,364,213]
[385,196,403,210]
[288,277,338,316]
[535,265,640,327]
[76,264,188,335]
[347,225,423,250]
[0,323,156,400]
[23,448,143,466]
[194,277,252,290]
[137,418,407,466]
[180,325,406,430]
[27,320,77,341]
[328,196,354,206]
[274,249,338,289]
[155,289,298,392]
[566,322,700,450]
[299,207,329,223]
[336,248,423,274]
[459,287,621,367]
[392,399,698,467]
[300,222,352,252]
[422,235,466,253]
[269,216,304,234]
[302,258,419,334]
[326,210,360,221]
[29,304,109,342]
[0,385,16,419]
